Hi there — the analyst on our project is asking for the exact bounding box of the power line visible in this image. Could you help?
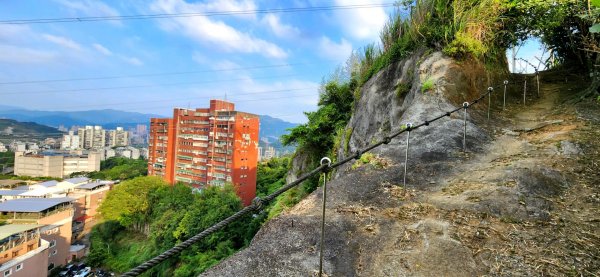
[0,62,333,85]
[0,3,396,25]
[53,87,318,110]
[0,74,301,96]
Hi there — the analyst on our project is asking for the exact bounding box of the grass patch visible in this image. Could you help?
[351,153,390,170]
[421,77,435,93]
[396,83,411,98]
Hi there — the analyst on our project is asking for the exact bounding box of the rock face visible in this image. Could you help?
[335,51,492,179]
[200,52,585,276]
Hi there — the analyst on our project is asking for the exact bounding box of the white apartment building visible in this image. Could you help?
[77,126,129,150]
[60,131,79,150]
[78,126,105,150]
[107,127,129,147]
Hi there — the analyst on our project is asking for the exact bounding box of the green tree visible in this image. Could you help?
[98,176,167,233]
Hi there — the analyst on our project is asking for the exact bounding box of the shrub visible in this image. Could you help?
[443,31,488,58]
[396,83,411,98]
[421,77,435,93]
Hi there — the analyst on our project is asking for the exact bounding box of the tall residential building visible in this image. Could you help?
[78,126,105,150]
[148,100,259,206]
[107,127,129,147]
[60,131,79,150]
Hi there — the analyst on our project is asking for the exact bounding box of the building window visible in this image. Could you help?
[49,240,56,248]
[47,263,55,271]
[4,269,11,276]
[15,264,22,271]
[52,250,58,256]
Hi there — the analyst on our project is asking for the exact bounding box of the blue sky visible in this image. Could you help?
[0,0,394,123]
[0,0,544,124]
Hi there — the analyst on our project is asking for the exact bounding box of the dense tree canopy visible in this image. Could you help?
[89,176,265,276]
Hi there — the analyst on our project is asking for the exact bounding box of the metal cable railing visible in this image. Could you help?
[122,77,537,276]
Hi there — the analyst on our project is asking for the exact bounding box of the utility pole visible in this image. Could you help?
[512,47,517,72]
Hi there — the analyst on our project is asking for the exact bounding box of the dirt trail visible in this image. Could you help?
[381,76,600,276]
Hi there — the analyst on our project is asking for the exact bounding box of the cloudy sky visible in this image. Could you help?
[0,0,394,123]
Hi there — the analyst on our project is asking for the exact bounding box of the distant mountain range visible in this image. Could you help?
[0,105,161,130]
[0,106,298,143]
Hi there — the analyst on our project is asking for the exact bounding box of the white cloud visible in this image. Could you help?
[213,60,241,71]
[262,14,301,39]
[121,56,143,66]
[318,36,353,63]
[92,43,112,56]
[42,34,82,50]
[0,45,56,64]
[150,0,287,59]
[54,0,120,18]
[334,0,387,41]
[0,25,33,43]
[191,52,208,64]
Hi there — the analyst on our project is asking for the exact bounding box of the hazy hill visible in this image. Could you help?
[258,115,297,141]
[0,106,161,129]
[0,118,63,137]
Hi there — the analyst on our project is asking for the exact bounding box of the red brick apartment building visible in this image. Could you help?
[148,100,260,206]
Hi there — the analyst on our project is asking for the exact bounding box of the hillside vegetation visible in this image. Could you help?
[0,118,63,138]
[87,156,291,276]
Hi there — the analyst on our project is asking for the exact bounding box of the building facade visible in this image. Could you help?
[60,131,79,150]
[148,100,259,205]
[14,152,101,178]
[78,126,105,150]
[0,198,74,271]
[107,127,129,147]
[0,224,50,277]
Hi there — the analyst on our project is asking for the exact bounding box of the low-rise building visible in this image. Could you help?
[69,181,112,233]
[0,224,49,277]
[0,198,74,270]
[9,142,26,153]
[13,152,100,178]
[0,144,7,153]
